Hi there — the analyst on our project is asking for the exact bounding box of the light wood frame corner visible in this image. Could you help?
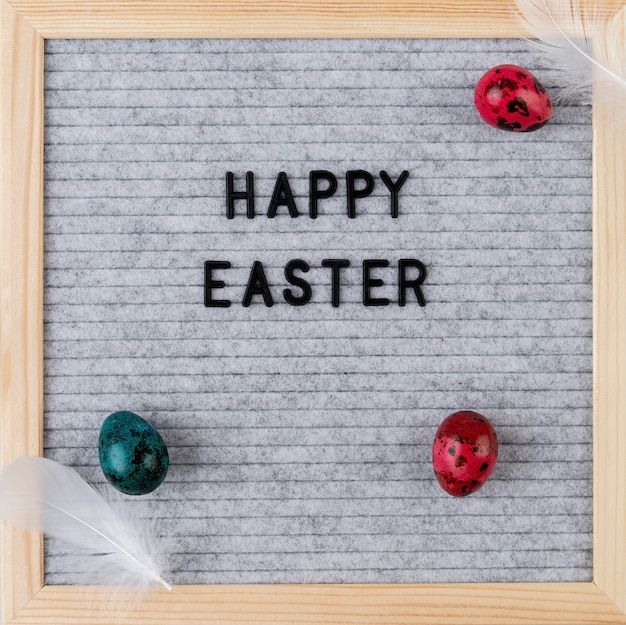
[2,1,626,623]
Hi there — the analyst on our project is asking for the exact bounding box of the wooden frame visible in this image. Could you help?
[2,1,626,623]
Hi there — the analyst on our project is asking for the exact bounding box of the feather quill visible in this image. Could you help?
[0,456,171,591]
[513,0,626,105]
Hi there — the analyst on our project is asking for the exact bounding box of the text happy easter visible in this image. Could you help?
[203,170,427,308]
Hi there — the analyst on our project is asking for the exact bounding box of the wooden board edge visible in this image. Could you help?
[2,0,626,623]
[0,0,45,622]
[593,3,626,614]
[7,582,626,625]
[2,0,532,39]
[5,0,624,39]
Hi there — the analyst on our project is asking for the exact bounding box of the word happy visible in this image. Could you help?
[225,170,409,218]
[203,170,428,308]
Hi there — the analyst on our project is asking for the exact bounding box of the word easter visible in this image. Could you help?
[226,170,410,218]
[204,259,427,308]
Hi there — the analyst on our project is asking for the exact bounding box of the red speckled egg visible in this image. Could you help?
[432,410,498,497]
[474,64,552,132]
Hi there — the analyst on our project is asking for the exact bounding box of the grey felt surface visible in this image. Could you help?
[43,38,593,585]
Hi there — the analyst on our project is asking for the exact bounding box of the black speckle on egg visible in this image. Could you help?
[498,77,518,91]
[532,77,547,94]
[98,411,169,496]
[524,120,551,132]
[496,117,522,131]
[507,97,530,117]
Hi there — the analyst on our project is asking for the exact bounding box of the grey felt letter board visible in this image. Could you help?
[43,38,592,585]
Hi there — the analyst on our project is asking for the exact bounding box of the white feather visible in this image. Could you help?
[0,456,171,591]
[513,0,626,105]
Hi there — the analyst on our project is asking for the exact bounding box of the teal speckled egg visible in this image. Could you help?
[98,411,169,495]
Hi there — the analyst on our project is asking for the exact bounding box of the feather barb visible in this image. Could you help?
[0,456,171,590]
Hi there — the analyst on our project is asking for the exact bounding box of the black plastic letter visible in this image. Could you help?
[267,172,299,218]
[399,259,427,306]
[204,261,232,308]
[363,259,390,306]
[242,261,274,307]
[346,170,375,218]
[284,259,312,306]
[321,259,350,308]
[226,171,255,219]
[309,170,338,218]
[380,170,409,218]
